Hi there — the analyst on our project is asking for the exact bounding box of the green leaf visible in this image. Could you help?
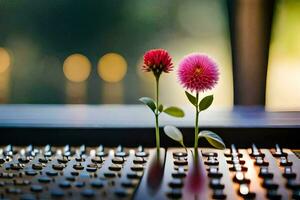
[164,125,183,143]
[199,95,213,111]
[185,91,197,106]
[163,107,185,118]
[139,97,156,113]
[158,104,164,113]
[198,130,226,149]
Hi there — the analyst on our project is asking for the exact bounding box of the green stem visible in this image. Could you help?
[194,92,199,159]
[180,141,188,155]
[155,76,160,155]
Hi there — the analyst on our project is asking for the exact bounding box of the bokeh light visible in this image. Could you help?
[98,53,127,83]
[0,47,11,74]
[63,54,91,82]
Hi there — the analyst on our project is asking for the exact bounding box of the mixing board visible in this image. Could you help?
[0,144,299,200]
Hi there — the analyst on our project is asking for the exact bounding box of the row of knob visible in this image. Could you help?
[226,144,254,199]
[204,152,226,199]
[0,145,148,158]
[227,144,300,199]
[0,145,150,199]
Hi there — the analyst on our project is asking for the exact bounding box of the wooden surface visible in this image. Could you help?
[0,105,300,128]
[0,105,299,147]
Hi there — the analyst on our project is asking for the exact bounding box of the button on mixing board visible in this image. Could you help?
[0,144,299,199]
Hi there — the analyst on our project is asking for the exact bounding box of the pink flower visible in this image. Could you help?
[178,53,219,93]
[142,49,173,76]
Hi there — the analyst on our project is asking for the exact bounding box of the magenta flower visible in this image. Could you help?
[142,49,173,76]
[178,53,219,92]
